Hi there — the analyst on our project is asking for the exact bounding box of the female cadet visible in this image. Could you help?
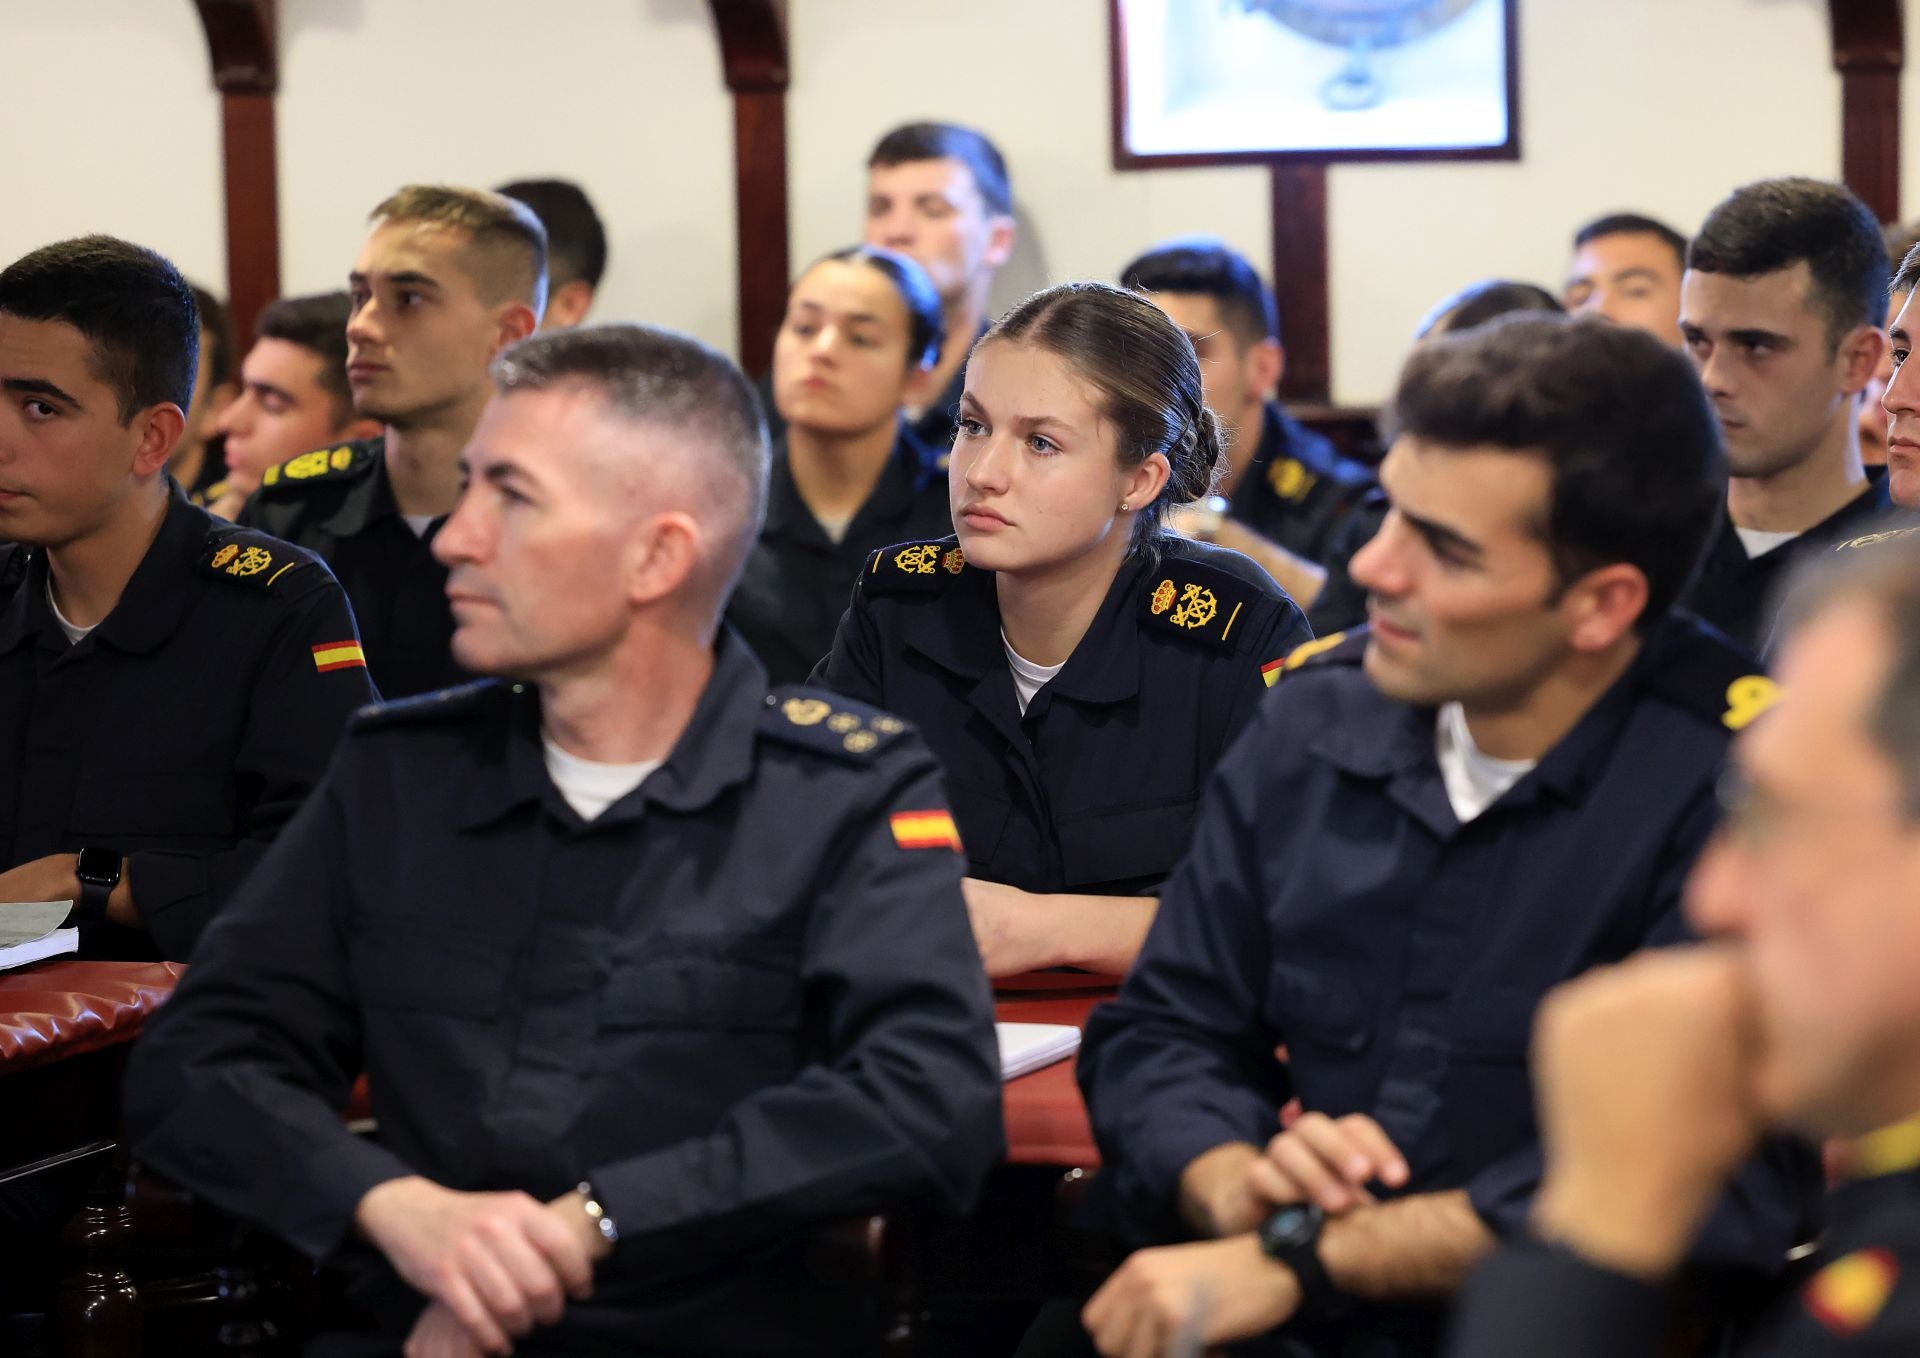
[726,246,956,684]
[813,282,1312,977]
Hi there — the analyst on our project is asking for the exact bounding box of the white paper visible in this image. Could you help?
[0,900,74,949]
[996,1022,1082,1081]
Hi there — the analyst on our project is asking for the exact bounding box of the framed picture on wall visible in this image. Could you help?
[1111,0,1520,167]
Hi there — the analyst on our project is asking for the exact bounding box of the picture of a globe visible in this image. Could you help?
[1239,0,1483,108]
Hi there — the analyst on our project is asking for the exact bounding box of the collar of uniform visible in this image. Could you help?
[762,422,937,546]
[1042,551,1148,704]
[460,631,768,830]
[0,545,47,656]
[317,439,399,538]
[79,480,208,656]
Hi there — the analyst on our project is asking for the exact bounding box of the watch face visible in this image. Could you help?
[1266,1203,1319,1249]
[76,848,119,886]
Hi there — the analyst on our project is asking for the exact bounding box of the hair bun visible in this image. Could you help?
[1169,404,1227,505]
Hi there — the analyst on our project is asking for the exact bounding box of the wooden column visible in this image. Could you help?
[1270,164,1331,404]
[709,0,790,380]
[1829,0,1904,223]
[193,0,281,355]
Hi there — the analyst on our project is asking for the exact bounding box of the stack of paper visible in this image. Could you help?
[996,1022,1081,1081]
[0,900,79,972]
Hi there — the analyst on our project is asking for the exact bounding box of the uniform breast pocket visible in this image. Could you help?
[598,953,804,1034]
[945,782,1012,876]
[66,771,236,841]
[1055,795,1197,892]
[1264,961,1373,1058]
[350,934,508,1020]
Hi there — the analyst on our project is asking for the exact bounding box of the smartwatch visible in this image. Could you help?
[1258,1202,1348,1319]
[74,848,122,924]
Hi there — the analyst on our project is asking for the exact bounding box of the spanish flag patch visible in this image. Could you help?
[1804,1248,1899,1336]
[312,640,368,673]
[890,810,963,853]
[1260,657,1285,688]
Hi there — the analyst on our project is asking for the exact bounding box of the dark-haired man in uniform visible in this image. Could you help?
[1123,236,1383,634]
[0,236,373,961]
[124,324,1003,1357]
[241,184,546,698]
[1449,536,1920,1357]
[1076,315,1819,1358]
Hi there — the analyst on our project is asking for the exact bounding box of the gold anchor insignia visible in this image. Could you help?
[1722,676,1779,731]
[827,712,861,733]
[942,547,965,575]
[210,544,239,570]
[1269,458,1316,502]
[843,731,879,753]
[894,544,939,574]
[782,697,831,726]
[1170,582,1218,629]
[1149,580,1176,615]
[227,546,273,577]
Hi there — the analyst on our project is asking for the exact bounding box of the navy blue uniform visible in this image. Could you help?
[1452,1164,1920,1357]
[0,481,374,960]
[1227,403,1384,636]
[812,536,1310,897]
[1077,619,1821,1356]
[726,423,952,686]
[122,633,1003,1355]
[239,437,466,699]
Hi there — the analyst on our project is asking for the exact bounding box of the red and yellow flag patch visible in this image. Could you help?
[1804,1248,1899,1336]
[312,640,368,673]
[890,810,963,853]
[1260,657,1286,688]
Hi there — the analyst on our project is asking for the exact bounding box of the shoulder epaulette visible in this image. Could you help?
[195,527,325,593]
[1644,618,1777,732]
[1138,555,1278,653]
[1258,628,1365,687]
[258,440,379,496]
[1833,524,1920,553]
[759,686,914,762]
[860,537,967,597]
[351,680,506,731]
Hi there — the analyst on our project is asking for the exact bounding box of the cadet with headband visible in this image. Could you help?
[813,281,1309,978]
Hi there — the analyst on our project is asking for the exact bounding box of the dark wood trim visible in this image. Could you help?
[1110,0,1520,169]
[708,0,790,381]
[1270,165,1330,405]
[1829,0,1904,223]
[192,0,280,355]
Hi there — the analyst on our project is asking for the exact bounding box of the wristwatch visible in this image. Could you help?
[1258,1202,1348,1319]
[1183,494,1231,542]
[577,1180,619,1248]
[74,848,122,924]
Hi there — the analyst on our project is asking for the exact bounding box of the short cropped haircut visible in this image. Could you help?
[0,234,199,422]
[1120,237,1280,348]
[815,245,946,369]
[868,122,1013,216]
[1415,279,1563,340]
[371,184,550,317]
[1388,313,1725,628]
[496,179,608,290]
[490,324,769,595]
[1572,212,1689,268]
[189,283,236,390]
[1779,535,1920,817]
[255,290,356,420]
[1688,178,1890,343]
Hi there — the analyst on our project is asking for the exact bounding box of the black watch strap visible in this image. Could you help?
[74,848,121,924]
[1259,1203,1347,1319]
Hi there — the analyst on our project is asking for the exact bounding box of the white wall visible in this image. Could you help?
[0,0,1877,403]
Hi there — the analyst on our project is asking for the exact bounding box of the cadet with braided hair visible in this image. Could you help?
[814,281,1309,978]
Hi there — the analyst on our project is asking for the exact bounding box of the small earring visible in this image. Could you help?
[1118,500,1131,511]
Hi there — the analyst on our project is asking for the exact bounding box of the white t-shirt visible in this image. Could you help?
[401,513,439,539]
[1734,526,1801,559]
[542,738,661,821]
[1002,631,1066,715]
[1435,701,1536,824]
[46,579,98,645]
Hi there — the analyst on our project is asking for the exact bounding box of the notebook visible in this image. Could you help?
[996,1022,1081,1081]
[0,900,79,972]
